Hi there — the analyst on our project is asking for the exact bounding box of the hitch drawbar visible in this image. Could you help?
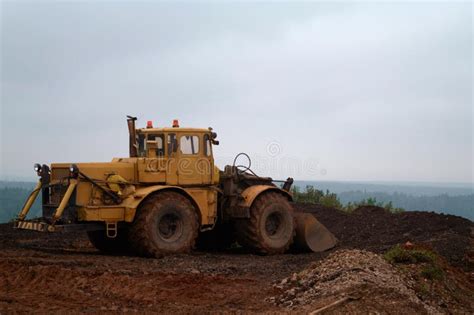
[13,220,103,233]
[14,220,53,232]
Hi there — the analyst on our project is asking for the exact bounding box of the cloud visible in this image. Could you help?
[1,1,472,183]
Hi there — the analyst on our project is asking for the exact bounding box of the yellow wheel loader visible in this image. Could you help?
[14,116,336,256]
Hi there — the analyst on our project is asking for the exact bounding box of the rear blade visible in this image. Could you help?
[292,212,338,252]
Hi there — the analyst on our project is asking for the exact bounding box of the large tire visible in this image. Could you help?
[129,191,199,257]
[87,229,132,254]
[236,192,295,255]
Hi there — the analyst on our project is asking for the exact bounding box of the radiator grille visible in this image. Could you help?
[51,167,69,181]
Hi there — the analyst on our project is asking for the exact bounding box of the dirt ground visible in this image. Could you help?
[294,204,474,270]
[1,205,472,313]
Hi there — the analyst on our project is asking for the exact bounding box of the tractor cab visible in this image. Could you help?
[126,116,219,186]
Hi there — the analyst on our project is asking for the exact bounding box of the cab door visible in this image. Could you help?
[137,133,167,183]
[199,134,213,184]
[165,133,179,185]
[177,134,204,185]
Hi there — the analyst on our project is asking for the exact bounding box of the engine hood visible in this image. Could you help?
[50,161,136,183]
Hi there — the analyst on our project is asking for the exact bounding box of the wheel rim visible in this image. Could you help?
[157,212,183,242]
[265,211,283,237]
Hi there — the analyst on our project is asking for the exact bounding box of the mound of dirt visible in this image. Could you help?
[295,204,474,270]
[268,249,437,314]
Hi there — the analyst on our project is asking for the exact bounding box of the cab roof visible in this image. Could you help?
[137,127,212,133]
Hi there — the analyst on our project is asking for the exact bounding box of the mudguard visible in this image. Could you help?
[123,185,203,223]
[239,185,292,208]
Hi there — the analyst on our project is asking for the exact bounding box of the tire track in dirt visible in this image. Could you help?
[0,258,270,313]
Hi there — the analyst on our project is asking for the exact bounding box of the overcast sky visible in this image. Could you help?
[0,1,472,183]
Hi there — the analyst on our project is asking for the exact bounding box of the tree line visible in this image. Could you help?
[292,185,473,220]
[0,187,42,223]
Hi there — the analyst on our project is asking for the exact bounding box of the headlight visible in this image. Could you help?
[34,163,42,174]
[69,164,79,178]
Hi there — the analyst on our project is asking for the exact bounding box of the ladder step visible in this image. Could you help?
[106,222,118,238]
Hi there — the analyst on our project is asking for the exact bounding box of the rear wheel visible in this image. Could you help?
[87,229,132,254]
[236,192,295,254]
[129,191,199,257]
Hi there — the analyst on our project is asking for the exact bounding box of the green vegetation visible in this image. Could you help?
[383,245,435,264]
[291,185,405,213]
[291,186,342,208]
[384,245,444,281]
[338,190,473,220]
[420,265,444,280]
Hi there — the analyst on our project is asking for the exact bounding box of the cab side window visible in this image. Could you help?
[180,135,200,155]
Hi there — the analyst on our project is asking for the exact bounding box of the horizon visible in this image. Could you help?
[1,177,473,190]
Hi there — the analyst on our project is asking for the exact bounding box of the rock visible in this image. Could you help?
[287,288,296,297]
[290,273,298,282]
[270,249,435,312]
[403,241,414,249]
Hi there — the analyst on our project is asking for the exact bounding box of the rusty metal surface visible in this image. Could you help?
[293,212,338,252]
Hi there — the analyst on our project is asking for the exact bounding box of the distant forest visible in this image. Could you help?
[291,186,473,221]
[337,190,473,219]
[0,185,42,223]
[0,182,472,223]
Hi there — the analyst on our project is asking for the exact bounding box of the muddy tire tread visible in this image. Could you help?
[236,192,295,255]
[128,191,199,257]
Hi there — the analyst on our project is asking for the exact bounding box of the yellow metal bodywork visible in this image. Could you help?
[18,180,42,220]
[51,161,136,207]
[16,124,295,240]
[47,128,221,228]
[52,179,77,222]
[76,185,218,225]
[239,185,293,208]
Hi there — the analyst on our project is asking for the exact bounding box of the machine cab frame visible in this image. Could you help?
[132,122,217,186]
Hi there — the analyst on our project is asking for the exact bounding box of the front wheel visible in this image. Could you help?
[129,191,199,257]
[236,191,295,254]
